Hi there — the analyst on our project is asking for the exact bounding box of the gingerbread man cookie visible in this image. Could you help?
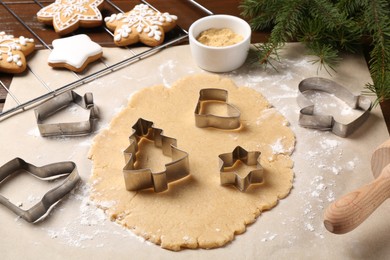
[0,32,35,74]
[36,0,105,36]
[104,4,178,47]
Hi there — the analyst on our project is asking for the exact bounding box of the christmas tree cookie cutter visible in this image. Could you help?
[297,77,372,137]
[0,158,80,223]
[194,88,241,129]
[34,90,99,137]
[123,118,190,193]
[219,146,263,192]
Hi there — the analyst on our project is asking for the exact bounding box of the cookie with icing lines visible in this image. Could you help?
[36,0,104,36]
[105,3,178,47]
[48,34,103,72]
[0,32,35,74]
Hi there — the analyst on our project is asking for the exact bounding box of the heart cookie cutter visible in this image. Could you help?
[0,158,80,223]
[34,90,99,137]
[297,77,372,137]
[219,146,263,192]
[195,88,241,129]
[123,118,190,193]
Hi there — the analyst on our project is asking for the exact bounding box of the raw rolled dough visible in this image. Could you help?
[88,74,295,251]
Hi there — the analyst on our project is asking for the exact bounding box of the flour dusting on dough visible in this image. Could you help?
[89,74,295,250]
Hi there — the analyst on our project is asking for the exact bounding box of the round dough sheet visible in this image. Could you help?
[88,74,295,250]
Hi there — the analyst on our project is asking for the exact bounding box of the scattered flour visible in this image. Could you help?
[40,184,133,248]
[27,127,40,137]
[261,231,278,242]
[271,138,285,154]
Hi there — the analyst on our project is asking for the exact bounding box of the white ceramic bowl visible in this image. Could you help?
[189,15,251,73]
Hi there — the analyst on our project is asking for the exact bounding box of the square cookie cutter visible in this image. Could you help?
[34,90,99,137]
[0,158,80,223]
[194,88,241,129]
[297,77,372,137]
[123,118,190,193]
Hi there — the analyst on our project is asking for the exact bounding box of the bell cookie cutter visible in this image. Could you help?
[219,146,263,192]
[297,77,372,137]
[194,88,241,129]
[0,158,80,223]
[34,90,99,137]
[123,118,190,193]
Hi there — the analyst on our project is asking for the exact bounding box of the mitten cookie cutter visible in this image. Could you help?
[297,77,372,137]
[219,146,263,192]
[0,158,80,223]
[123,118,190,193]
[34,90,99,137]
[195,88,241,129]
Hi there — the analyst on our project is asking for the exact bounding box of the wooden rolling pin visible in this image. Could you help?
[324,139,390,234]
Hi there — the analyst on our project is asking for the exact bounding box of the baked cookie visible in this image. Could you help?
[0,31,35,74]
[48,34,103,72]
[36,0,104,36]
[104,3,178,47]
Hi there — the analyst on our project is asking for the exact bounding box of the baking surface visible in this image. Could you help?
[0,43,389,259]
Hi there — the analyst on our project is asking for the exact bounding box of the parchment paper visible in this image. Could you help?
[0,43,389,259]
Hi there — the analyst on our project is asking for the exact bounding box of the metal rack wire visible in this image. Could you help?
[0,0,212,119]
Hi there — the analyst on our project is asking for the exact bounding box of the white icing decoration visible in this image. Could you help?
[48,34,102,69]
[114,25,132,42]
[36,0,104,31]
[114,34,122,42]
[106,3,177,42]
[0,31,34,67]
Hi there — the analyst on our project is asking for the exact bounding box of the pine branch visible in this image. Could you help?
[364,0,390,102]
[249,43,282,70]
[307,42,341,74]
[336,0,366,15]
[239,0,280,31]
[309,0,345,30]
[269,0,307,43]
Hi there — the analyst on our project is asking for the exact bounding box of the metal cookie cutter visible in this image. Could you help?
[123,118,190,193]
[0,158,80,223]
[297,77,372,137]
[195,88,241,129]
[219,146,263,192]
[35,90,99,137]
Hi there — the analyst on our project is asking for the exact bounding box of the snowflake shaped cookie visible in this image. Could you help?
[105,4,178,47]
[37,0,105,36]
[0,32,35,74]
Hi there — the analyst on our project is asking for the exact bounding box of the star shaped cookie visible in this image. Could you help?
[105,3,178,47]
[37,0,104,36]
[0,31,35,74]
[48,34,103,72]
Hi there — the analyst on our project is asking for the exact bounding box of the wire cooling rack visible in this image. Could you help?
[0,0,213,119]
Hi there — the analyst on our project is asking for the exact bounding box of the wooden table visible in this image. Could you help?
[1,0,389,133]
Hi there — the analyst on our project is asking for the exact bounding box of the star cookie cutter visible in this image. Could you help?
[195,88,241,129]
[219,146,263,192]
[0,158,80,223]
[34,90,99,137]
[297,77,372,137]
[123,118,190,193]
